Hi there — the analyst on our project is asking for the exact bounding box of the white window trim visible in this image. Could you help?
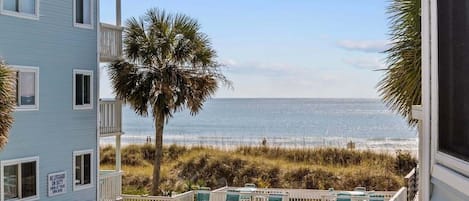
[430,0,469,189]
[0,156,40,201]
[0,0,40,20]
[11,66,39,111]
[73,69,93,110]
[72,149,94,191]
[72,0,94,29]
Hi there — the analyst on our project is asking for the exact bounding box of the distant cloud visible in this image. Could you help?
[337,40,390,53]
[343,57,385,70]
[221,59,306,75]
[221,59,238,66]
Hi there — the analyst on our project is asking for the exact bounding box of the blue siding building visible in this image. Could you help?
[0,0,122,200]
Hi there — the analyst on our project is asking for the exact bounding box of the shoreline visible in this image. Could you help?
[100,136,418,158]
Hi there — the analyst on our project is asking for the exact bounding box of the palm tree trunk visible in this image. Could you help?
[152,111,165,195]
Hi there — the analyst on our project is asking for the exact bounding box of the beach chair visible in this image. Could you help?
[239,192,252,201]
[336,192,352,201]
[353,187,366,192]
[267,194,288,201]
[368,194,385,201]
[253,195,268,201]
[197,187,211,201]
[244,183,257,188]
[226,190,241,201]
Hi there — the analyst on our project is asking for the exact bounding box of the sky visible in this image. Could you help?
[100,1,390,98]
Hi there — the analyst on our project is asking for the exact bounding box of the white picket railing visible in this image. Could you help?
[122,191,195,201]
[100,170,123,201]
[404,168,418,201]
[100,23,123,62]
[100,99,123,136]
[389,187,407,201]
[209,187,398,201]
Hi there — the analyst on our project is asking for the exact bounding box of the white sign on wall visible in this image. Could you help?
[48,171,67,196]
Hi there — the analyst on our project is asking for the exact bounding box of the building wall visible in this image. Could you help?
[422,0,469,200]
[431,178,469,201]
[0,0,98,200]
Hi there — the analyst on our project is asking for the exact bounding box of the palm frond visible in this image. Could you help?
[378,0,421,125]
[0,61,16,150]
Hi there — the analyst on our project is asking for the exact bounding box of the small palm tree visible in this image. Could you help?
[108,8,229,195]
[378,0,421,125]
[0,61,16,150]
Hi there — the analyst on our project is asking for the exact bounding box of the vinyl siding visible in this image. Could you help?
[0,0,98,200]
[431,177,469,201]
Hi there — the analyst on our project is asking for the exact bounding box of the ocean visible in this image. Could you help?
[113,98,417,152]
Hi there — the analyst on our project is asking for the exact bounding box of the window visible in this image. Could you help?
[73,70,93,110]
[73,150,93,191]
[73,0,93,29]
[437,0,469,162]
[12,66,39,111]
[434,0,469,181]
[0,0,39,20]
[0,157,39,201]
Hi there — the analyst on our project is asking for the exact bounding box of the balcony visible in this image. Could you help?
[100,23,123,62]
[100,99,123,137]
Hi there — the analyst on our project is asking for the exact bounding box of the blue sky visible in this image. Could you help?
[100,1,390,98]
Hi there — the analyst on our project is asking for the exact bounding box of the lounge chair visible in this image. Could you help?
[240,192,252,201]
[197,187,211,201]
[353,187,366,192]
[244,183,257,188]
[368,194,385,201]
[226,190,240,201]
[267,194,287,201]
[336,192,352,201]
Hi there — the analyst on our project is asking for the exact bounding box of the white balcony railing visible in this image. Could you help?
[100,170,123,201]
[404,168,418,201]
[209,187,399,201]
[122,190,195,201]
[100,99,123,136]
[100,23,123,62]
[389,187,407,201]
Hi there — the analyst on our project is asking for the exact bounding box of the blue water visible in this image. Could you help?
[119,98,417,150]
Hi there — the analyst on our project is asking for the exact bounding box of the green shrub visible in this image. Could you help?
[140,143,155,161]
[101,145,414,193]
[394,150,417,175]
[122,173,151,194]
[234,146,396,167]
[166,144,188,161]
[100,145,115,164]
[122,145,144,166]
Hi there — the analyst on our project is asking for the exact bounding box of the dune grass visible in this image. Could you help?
[100,144,416,195]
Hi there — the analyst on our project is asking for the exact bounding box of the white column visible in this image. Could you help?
[116,134,121,171]
[420,0,432,200]
[116,0,121,26]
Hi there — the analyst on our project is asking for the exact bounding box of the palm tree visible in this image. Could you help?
[0,61,16,150]
[108,8,230,195]
[378,0,421,125]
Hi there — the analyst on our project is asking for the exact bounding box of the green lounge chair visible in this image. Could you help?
[197,187,211,201]
[336,192,351,201]
[226,190,240,201]
[353,187,366,192]
[369,194,385,201]
[268,194,286,201]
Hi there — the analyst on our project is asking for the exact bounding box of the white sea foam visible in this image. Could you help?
[101,133,418,155]
[102,99,418,156]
